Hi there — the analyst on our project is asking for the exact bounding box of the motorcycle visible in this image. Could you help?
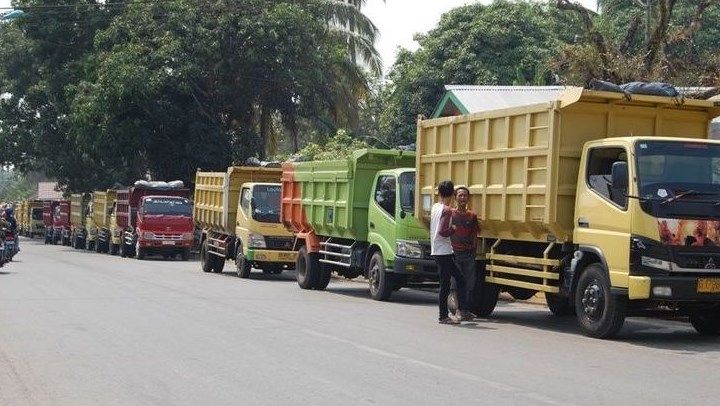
[4,227,17,261]
[0,228,7,267]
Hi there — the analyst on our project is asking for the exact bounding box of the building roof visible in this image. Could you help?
[431,85,571,118]
[36,182,63,200]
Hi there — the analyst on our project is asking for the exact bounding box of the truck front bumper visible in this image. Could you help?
[629,275,720,301]
[393,256,438,278]
[246,249,297,264]
[139,240,193,249]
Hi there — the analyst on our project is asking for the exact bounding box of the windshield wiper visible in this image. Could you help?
[660,190,719,205]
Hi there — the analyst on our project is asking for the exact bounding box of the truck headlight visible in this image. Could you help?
[248,233,266,248]
[143,232,155,240]
[641,256,671,271]
[396,240,423,259]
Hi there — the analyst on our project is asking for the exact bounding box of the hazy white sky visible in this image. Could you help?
[1,0,599,74]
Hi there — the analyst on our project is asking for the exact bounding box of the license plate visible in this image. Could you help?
[162,241,175,246]
[279,252,295,261]
[697,278,720,293]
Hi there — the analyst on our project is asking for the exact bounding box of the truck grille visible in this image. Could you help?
[674,252,720,270]
[265,236,294,251]
[154,233,183,240]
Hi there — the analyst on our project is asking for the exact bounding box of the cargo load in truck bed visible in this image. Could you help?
[194,167,283,234]
[417,86,720,243]
[281,149,416,241]
[92,190,117,229]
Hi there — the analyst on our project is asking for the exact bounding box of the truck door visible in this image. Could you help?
[574,145,632,288]
[369,175,397,260]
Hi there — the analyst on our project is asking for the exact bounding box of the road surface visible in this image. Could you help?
[1,239,719,405]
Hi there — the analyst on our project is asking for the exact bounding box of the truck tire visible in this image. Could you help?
[313,263,332,290]
[200,240,213,272]
[235,244,252,278]
[212,255,225,273]
[135,240,146,260]
[574,263,626,339]
[296,246,319,290]
[690,310,720,335]
[472,282,500,317]
[95,239,102,253]
[120,242,127,258]
[86,238,95,251]
[110,243,119,256]
[368,252,394,301]
[545,293,575,316]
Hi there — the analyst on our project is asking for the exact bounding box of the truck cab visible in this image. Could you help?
[235,183,297,274]
[572,137,720,336]
[368,169,437,293]
[133,195,194,260]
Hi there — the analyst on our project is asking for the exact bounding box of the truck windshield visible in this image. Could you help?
[143,198,192,216]
[399,171,415,215]
[31,208,43,220]
[636,140,720,218]
[252,185,281,223]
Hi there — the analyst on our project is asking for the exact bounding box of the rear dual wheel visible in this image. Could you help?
[296,246,327,290]
[199,239,223,272]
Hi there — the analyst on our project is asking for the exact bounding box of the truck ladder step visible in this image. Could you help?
[319,250,351,258]
[319,259,351,268]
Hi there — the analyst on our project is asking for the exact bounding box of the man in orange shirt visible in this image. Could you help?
[451,187,479,320]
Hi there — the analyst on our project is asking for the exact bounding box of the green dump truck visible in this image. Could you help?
[281,149,436,300]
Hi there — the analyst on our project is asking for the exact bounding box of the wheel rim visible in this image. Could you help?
[136,241,140,256]
[369,262,380,294]
[581,279,605,321]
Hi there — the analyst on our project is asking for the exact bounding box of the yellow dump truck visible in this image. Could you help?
[70,193,92,249]
[194,166,297,277]
[18,200,44,238]
[418,86,720,338]
[91,189,119,254]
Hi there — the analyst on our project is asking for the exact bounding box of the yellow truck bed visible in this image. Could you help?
[92,190,117,229]
[194,166,282,234]
[417,87,720,243]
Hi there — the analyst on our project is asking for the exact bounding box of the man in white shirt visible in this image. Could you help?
[430,181,470,324]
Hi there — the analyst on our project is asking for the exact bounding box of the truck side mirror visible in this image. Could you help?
[610,161,629,207]
[611,161,628,191]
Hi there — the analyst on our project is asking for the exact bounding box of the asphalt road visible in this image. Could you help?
[1,239,719,406]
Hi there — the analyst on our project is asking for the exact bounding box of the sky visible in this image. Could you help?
[1,0,599,75]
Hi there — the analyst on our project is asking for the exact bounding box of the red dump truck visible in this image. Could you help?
[117,181,194,260]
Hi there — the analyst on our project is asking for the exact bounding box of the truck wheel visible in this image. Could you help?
[135,241,146,260]
[95,239,102,253]
[110,243,119,256]
[314,263,332,290]
[235,244,252,278]
[212,255,225,273]
[296,246,319,290]
[690,309,720,335]
[545,293,575,316]
[368,252,394,301]
[472,282,500,317]
[448,289,459,314]
[574,263,626,339]
[86,239,95,251]
[120,242,127,258]
[200,240,213,272]
[180,248,190,261]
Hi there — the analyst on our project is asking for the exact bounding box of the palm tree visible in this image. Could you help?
[319,0,383,77]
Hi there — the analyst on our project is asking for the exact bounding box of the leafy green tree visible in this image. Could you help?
[554,0,720,85]
[373,0,579,146]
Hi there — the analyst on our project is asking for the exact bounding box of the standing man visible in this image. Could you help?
[451,187,479,320]
[430,180,470,324]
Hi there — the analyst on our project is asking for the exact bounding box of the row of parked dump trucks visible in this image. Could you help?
[24,86,720,338]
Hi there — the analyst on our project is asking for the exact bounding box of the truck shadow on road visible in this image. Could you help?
[486,310,719,352]
[215,269,298,282]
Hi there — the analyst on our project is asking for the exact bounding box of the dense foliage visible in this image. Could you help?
[0,0,379,191]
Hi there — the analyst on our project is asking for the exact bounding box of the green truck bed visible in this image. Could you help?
[281,149,415,241]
